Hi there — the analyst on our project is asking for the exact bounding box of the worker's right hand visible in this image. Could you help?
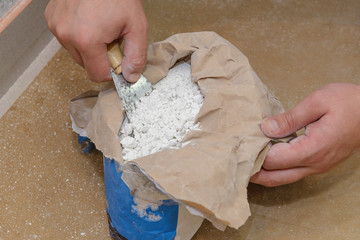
[45,0,148,83]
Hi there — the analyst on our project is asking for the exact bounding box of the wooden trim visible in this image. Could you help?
[0,0,33,34]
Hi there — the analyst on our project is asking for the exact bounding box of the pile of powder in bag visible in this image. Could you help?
[119,62,204,161]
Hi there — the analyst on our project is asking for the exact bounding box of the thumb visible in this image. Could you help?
[261,93,327,138]
[121,24,148,83]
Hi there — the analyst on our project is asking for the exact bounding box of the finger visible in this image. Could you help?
[121,21,148,82]
[62,44,84,67]
[53,28,84,66]
[262,136,309,170]
[44,1,54,26]
[261,92,327,138]
[263,135,314,170]
[44,0,59,29]
[262,120,329,171]
[79,43,112,83]
[250,167,311,187]
[44,5,84,67]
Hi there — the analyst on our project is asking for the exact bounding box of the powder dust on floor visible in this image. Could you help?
[1,0,360,239]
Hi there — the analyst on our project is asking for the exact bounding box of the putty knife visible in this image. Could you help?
[106,41,152,114]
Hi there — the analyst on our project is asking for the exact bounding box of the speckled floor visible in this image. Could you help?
[1,0,360,239]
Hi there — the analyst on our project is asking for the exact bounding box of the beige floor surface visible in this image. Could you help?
[1,0,360,239]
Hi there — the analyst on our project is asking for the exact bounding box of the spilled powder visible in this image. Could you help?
[121,163,174,221]
[131,200,162,222]
[119,62,204,161]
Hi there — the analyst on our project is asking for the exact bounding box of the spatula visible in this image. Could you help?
[106,41,152,115]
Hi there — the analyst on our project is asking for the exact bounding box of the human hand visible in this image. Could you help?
[45,0,148,83]
[251,83,360,187]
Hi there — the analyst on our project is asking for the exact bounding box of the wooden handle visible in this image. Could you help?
[107,41,123,75]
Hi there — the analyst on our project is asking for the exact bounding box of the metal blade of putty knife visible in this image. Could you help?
[106,41,153,115]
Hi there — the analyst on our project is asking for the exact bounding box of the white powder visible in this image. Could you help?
[120,164,169,221]
[131,203,162,222]
[119,63,203,161]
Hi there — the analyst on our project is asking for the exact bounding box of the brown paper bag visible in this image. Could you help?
[70,32,285,230]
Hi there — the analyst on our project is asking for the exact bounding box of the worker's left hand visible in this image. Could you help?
[250,83,360,187]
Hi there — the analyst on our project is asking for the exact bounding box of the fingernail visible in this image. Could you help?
[262,119,279,135]
[128,73,141,83]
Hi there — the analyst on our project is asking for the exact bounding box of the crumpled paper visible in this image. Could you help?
[70,32,285,229]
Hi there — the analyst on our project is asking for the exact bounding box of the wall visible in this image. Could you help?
[0,0,19,19]
[0,0,60,118]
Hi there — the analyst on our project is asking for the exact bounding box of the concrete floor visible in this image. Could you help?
[1,0,360,239]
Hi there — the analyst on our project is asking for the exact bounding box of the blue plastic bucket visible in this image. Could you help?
[104,157,180,240]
